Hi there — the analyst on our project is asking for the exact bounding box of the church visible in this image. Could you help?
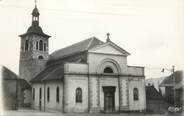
[19,3,146,113]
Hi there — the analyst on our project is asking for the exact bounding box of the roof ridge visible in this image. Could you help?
[85,37,95,50]
[2,65,21,80]
[2,65,19,77]
[50,37,92,56]
[49,36,104,60]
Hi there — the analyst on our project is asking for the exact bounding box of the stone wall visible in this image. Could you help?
[128,78,146,111]
[3,80,18,110]
[64,63,89,113]
[19,59,47,82]
[119,77,129,111]
[32,81,63,112]
[45,81,63,112]
[88,53,127,74]
[19,34,49,83]
[99,76,120,112]
[31,83,44,110]
[64,75,88,113]
[20,35,49,60]
[88,76,99,113]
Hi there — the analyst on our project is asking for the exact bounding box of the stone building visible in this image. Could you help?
[2,66,30,109]
[19,4,146,113]
[160,71,183,107]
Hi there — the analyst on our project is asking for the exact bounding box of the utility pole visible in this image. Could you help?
[172,65,175,107]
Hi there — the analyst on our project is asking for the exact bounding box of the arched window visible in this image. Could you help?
[56,87,59,102]
[38,55,44,60]
[36,41,39,50]
[25,40,29,51]
[47,87,50,102]
[39,40,43,51]
[35,17,38,21]
[39,88,42,99]
[133,88,139,101]
[76,88,82,103]
[104,67,113,73]
[32,88,35,100]
[44,43,47,51]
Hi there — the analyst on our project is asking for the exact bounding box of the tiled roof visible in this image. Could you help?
[2,66,30,89]
[2,66,20,80]
[160,71,183,87]
[42,65,64,81]
[30,64,64,82]
[49,37,104,60]
[20,25,50,38]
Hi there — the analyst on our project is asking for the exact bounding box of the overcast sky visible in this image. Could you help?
[0,0,184,78]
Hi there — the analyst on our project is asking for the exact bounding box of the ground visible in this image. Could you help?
[1,109,183,116]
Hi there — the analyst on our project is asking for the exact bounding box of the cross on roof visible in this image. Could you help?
[106,32,110,42]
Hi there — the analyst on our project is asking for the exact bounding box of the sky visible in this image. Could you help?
[0,0,184,78]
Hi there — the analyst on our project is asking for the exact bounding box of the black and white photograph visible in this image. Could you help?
[0,0,183,116]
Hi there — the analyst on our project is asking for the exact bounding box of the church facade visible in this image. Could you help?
[19,4,146,113]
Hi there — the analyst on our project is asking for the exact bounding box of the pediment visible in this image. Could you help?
[89,42,130,56]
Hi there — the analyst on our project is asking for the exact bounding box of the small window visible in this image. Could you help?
[44,43,47,51]
[56,87,59,102]
[32,88,35,100]
[25,40,29,51]
[36,41,39,50]
[76,87,82,103]
[133,88,139,101]
[33,16,38,21]
[38,55,44,60]
[47,87,50,102]
[39,40,43,51]
[104,67,113,73]
[34,17,37,21]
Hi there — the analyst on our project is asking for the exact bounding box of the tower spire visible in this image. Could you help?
[32,0,40,26]
[35,0,37,8]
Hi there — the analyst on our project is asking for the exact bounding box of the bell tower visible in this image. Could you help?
[19,2,51,82]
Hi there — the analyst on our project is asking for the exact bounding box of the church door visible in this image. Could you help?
[103,86,116,113]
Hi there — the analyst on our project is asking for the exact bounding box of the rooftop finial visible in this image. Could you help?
[106,32,110,42]
[35,0,37,8]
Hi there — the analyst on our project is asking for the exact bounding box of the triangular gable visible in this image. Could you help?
[88,41,130,56]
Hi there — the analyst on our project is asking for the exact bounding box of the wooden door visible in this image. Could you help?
[103,87,115,113]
